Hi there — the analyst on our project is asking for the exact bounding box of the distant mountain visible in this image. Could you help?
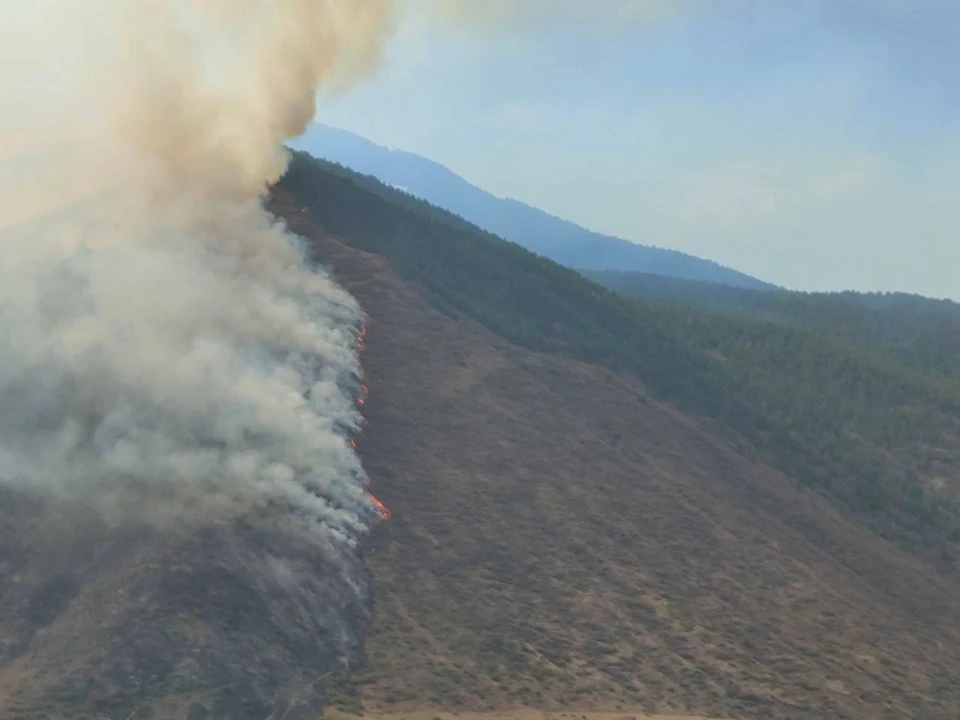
[289,124,776,290]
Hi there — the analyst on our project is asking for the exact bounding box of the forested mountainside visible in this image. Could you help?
[584,269,960,383]
[279,152,960,567]
[290,126,774,289]
[265,153,960,719]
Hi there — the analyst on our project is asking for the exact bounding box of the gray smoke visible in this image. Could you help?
[0,0,393,538]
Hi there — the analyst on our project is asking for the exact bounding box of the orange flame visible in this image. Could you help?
[367,492,391,523]
[350,316,391,526]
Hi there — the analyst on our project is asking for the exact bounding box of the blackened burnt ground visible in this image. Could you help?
[0,487,373,720]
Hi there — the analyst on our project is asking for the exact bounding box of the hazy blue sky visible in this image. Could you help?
[315,0,960,297]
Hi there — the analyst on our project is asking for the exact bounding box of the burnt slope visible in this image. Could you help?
[269,186,960,720]
[0,494,372,720]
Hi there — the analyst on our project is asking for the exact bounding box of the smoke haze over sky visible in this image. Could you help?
[315,0,960,298]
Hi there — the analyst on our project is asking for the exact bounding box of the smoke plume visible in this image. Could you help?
[0,0,679,539]
[430,0,697,28]
[0,0,393,538]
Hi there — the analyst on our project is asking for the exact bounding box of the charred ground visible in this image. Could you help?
[0,489,373,720]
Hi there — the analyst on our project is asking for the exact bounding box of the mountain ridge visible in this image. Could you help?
[289,125,775,290]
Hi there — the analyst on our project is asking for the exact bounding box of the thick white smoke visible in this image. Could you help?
[0,0,392,536]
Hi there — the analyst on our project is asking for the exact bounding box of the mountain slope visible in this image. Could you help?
[289,125,774,290]
[267,165,960,720]
[5,148,958,720]
[277,152,960,565]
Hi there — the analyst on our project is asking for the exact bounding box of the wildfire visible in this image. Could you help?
[366,492,392,523]
[351,316,391,526]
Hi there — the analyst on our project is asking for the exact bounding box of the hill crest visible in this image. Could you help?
[289,125,775,290]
